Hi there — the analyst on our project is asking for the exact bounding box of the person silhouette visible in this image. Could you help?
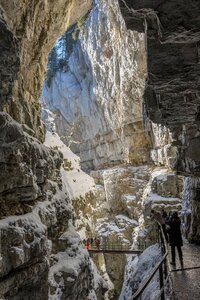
[167,211,183,267]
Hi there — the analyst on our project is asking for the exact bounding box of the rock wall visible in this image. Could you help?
[42,0,150,171]
[0,0,92,140]
[119,0,200,242]
[0,1,112,297]
[61,161,151,297]
[0,112,106,299]
[2,0,200,298]
[0,112,61,298]
[40,0,200,295]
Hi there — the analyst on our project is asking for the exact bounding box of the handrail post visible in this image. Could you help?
[163,255,168,280]
[157,225,160,244]
[159,263,165,300]
[159,224,169,281]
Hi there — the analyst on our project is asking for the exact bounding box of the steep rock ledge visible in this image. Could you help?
[0,0,92,140]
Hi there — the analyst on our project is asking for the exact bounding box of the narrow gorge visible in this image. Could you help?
[1,0,200,299]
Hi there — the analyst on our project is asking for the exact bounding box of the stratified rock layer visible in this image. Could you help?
[0,112,63,217]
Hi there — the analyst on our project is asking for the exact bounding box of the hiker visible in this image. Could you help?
[161,208,168,222]
[151,209,169,243]
[90,237,94,246]
[86,238,91,250]
[167,211,183,267]
[95,238,100,249]
[166,211,172,223]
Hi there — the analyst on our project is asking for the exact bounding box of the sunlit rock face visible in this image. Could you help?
[89,165,151,297]
[119,0,200,242]
[0,0,92,140]
[42,0,150,171]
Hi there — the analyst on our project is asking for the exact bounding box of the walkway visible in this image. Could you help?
[171,243,200,299]
[88,249,142,255]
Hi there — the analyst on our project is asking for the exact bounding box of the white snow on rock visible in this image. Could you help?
[96,214,138,246]
[145,192,181,205]
[142,167,182,215]
[49,223,108,299]
[119,244,162,300]
[115,215,138,226]
[45,130,95,200]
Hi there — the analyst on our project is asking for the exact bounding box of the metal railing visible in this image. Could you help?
[87,242,143,255]
[130,223,172,300]
[89,243,133,251]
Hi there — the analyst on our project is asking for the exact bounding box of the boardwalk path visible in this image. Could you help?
[171,243,200,299]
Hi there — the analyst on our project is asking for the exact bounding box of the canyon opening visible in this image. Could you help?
[1,0,200,300]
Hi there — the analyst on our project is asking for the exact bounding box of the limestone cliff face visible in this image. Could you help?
[0,1,109,298]
[91,165,150,298]
[61,162,152,298]
[40,0,200,295]
[42,0,150,171]
[41,2,152,294]
[0,112,63,298]
[0,113,106,299]
[0,113,62,218]
[119,0,200,242]
[2,0,200,299]
[0,0,92,140]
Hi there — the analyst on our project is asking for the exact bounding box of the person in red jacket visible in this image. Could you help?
[86,238,91,250]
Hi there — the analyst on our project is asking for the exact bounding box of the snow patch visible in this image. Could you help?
[120,244,162,300]
[45,130,96,199]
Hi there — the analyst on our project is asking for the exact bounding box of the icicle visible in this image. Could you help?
[144,18,148,53]
[181,177,192,239]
